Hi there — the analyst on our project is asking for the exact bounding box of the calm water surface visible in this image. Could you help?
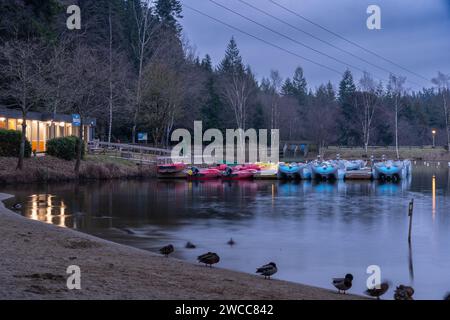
[2,165,450,299]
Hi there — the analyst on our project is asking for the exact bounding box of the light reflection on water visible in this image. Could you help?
[1,165,450,299]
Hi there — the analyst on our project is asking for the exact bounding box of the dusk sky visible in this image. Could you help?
[180,0,450,91]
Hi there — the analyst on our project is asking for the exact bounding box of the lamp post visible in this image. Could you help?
[432,129,436,148]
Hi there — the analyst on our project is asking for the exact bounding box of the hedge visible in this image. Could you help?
[46,136,85,161]
[0,129,32,158]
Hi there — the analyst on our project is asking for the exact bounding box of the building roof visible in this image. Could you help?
[0,107,96,126]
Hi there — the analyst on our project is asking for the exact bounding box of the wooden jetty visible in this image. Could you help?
[344,168,373,180]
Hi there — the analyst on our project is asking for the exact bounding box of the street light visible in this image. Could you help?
[432,129,437,148]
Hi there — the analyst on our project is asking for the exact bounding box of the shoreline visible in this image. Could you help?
[0,192,364,300]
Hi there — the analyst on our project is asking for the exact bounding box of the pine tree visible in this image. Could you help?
[155,0,183,33]
[292,67,308,106]
[201,54,213,72]
[201,75,224,130]
[338,69,359,145]
[281,78,295,96]
[217,37,244,76]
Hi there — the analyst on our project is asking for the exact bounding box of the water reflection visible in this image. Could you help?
[1,165,450,299]
[29,194,68,228]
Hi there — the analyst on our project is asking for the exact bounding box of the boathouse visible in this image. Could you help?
[0,107,96,152]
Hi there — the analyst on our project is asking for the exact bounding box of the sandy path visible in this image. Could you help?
[0,193,364,300]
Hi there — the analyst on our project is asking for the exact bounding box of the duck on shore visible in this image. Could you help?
[365,282,390,300]
[332,274,353,294]
[394,285,414,300]
[197,252,220,267]
[185,241,196,249]
[159,244,174,257]
[256,262,277,280]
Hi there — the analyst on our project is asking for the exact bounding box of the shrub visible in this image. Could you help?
[0,129,31,158]
[46,136,85,161]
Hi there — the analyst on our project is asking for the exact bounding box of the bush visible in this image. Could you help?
[46,136,85,161]
[0,129,31,158]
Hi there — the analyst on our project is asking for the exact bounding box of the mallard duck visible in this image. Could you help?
[365,282,390,300]
[227,238,235,246]
[394,285,414,300]
[256,262,277,279]
[332,274,353,294]
[197,252,220,267]
[185,241,196,249]
[159,244,174,257]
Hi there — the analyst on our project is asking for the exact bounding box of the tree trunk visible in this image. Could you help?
[108,5,113,143]
[16,112,27,170]
[74,119,84,176]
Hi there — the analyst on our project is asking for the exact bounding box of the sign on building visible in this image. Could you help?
[72,114,81,127]
[137,132,148,142]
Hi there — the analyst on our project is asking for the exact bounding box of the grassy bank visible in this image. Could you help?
[0,155,156,185]
[0,192,364,300]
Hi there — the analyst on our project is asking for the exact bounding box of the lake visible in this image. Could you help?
[1,164,449,299]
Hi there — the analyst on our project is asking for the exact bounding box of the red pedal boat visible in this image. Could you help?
[221,167,256,180]
[187,167,221,180]
[233,164,261,171]
[157,162,186,174]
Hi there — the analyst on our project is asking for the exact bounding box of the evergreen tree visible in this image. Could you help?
[292,67,308,106]
[200,74,224,130]
[281,78,295,96]
[201,54,213,72]
[155,0,183,33]
[217,37,244,75]
[338,69,359,145]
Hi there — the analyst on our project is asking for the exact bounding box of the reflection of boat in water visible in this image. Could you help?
[373,160,412,181]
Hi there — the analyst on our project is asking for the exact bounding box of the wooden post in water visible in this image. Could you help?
[408,198,414,243]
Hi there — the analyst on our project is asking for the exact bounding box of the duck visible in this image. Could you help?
[227,238,235,246]
[12,203,22,210]
[159,244,174,257]
[256,262,278,279]
[365,282,390,300]
[197,252,220,267]
[332,274,353,294]
[185,241,196,249]
[393,285,414,300]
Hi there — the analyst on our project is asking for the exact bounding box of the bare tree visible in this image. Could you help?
[388,74,407,159]
[130,0,160,143]
[0,40,48,169]
[140,60,184,146]
[219,67,256,131]
[62,45,108,174]
[357,72,380,154]
[268,70,282,129]
[432,71,450,151]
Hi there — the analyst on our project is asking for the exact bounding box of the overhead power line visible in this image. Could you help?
[268,0,431,84]
[237,0,403,81]
[183,4,343,75]
[208,0,369,76]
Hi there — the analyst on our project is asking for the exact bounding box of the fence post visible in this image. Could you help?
[408,198,414,243]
